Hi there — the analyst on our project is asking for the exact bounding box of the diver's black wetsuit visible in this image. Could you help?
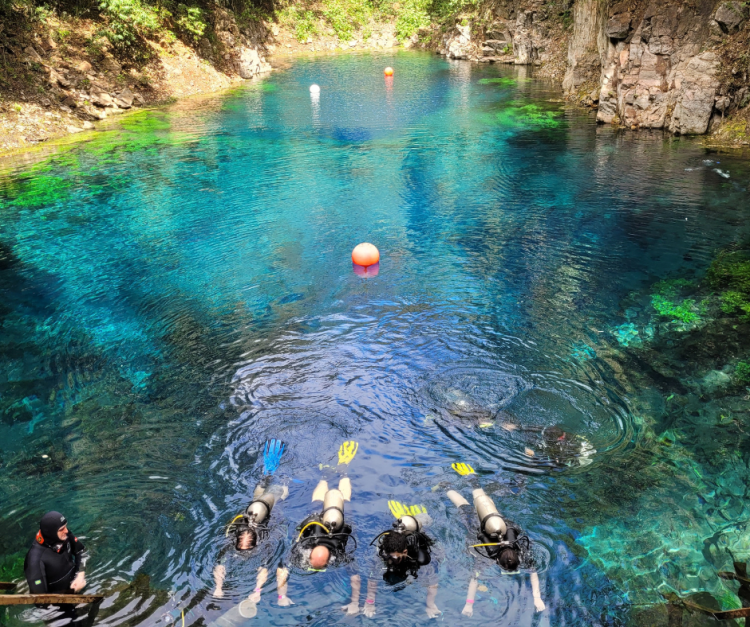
[379,529,434,584]
[24,513,87,594]
[299,514,352,553]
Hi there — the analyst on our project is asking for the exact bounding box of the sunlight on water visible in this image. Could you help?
[1,51,750,627]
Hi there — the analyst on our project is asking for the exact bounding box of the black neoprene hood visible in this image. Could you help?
[40,511,68,544]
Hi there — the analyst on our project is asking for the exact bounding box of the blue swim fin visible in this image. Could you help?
[263,439,285,475]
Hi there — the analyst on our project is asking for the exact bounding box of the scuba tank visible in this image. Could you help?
[473,493,507,538]
[322,489,345,532]
[245,492,274,525]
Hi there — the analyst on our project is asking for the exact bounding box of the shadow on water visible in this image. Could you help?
[1,52,750,626]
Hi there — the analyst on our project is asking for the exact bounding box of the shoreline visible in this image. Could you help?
[2,47,749,169]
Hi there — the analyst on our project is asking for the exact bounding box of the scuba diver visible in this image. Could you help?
[501,422,596,467]
[285,441,362,614]
[208,439,289,623]
[24,511,88,596]
[365,500,441,618]
[446,463,545,616]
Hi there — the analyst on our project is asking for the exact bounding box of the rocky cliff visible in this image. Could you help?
[436,0,749,139]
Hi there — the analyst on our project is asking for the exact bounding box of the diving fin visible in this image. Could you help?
[388,501,427,518]
[337,440,359,465]
[452,462,475,476]
[263,439,285,475]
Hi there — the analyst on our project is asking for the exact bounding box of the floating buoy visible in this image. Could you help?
[310,84,320,94]
[384,67,394,76]
[352,242,380,267]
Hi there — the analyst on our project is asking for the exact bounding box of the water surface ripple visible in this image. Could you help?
[1,52,749,627]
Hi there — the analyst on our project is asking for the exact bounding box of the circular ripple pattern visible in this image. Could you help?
[1,51,749,627]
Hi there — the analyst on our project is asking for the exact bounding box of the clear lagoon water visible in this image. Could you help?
[1,51,750,627]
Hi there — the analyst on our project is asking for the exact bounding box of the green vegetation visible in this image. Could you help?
[175,4,207,40]
[708,247,750,321]
[495,102,563,129]
[648,278,700,324]
[736,361,750,384]
[394,0,430,41]
[97,0,159,48]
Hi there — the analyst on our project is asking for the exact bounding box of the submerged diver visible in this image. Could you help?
[24,511,88,595]
[446,463,545,616]
[365,500,441,619]
[284,441,362,614]
[501,422,595,467]
[209,440,289,623]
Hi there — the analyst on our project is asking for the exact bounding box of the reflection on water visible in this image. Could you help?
[1,51,750,626]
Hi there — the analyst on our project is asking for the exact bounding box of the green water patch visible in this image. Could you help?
[491,101,564,130]
[478,77,528,87]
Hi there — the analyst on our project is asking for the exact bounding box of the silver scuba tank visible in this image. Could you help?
[398,515,421,533]
[473,493,507,538]
[245,493,274,525]
[322,489,345,531]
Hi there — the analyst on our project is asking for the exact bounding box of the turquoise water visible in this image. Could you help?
[1,51,750,626]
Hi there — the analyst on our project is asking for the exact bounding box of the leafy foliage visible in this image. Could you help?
[98,0,159,48]
[175,3,206,40]
[394,0,430,41]
[736,361,750,384]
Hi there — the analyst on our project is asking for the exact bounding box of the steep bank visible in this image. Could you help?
[2,0,750,154]
[434,0,750,143]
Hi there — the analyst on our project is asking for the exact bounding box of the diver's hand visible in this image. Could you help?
[70,572,86,592]
[426,603,441,619]
[462,602,474,617]
[363,602,375,618]
[341,602,360,616]
[501,423,518,431]
[248,590,261,603]
[277,595,294,607]
[534,597,546,612]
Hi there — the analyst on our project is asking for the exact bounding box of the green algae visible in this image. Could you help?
[0,553,24,581]
[495,102,563,130]
[649,278,701,324]
[478,77,524,86]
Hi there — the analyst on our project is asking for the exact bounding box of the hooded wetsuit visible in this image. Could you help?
[24,511,87,594]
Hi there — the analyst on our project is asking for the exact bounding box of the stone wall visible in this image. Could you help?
[434,0,748,135]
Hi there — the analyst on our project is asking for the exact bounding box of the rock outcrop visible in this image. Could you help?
[214,7,271,79]
[596,0,724,134]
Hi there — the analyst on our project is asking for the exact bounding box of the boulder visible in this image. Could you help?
[715,95,731,112]
[24,46,43,64]
[668,52,719,135]
[714,1,745,32]
[238,47,271,79]
[77,60,92,73]
[441,23,472,60]
[67,125,84,134]
[113,87,134,109]
[90,90,113,107]
[62,95,78,108]
[48,69,70,88]
[606,13,632,39]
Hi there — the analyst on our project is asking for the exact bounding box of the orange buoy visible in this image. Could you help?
[352,242,380,267]
[384,67,394,77]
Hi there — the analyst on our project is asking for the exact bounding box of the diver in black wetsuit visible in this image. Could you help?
[366,505,441,618]
[24,511,88,595]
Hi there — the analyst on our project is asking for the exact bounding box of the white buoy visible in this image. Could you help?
[310,84,320,94]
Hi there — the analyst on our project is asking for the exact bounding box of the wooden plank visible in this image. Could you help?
[0,594,103,606]
[682,599,750,619]
[0,582,17,590]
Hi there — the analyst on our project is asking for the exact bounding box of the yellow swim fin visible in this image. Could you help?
[389,501,428,518]
[338,440,359,465]
[452,462,475,476]
[388,500,407,518]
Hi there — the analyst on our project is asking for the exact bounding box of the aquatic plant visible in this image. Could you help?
[495,103,562,130]
[478,77,521,86]
[649,278,700,324]
[707,248,750,294]
[651,295,699,323]
[735,361,750,384]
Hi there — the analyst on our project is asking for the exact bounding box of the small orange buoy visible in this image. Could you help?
[352,242,380,267]
[384,67,394,77]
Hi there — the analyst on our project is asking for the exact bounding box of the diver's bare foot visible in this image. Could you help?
[426,604,441,618]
